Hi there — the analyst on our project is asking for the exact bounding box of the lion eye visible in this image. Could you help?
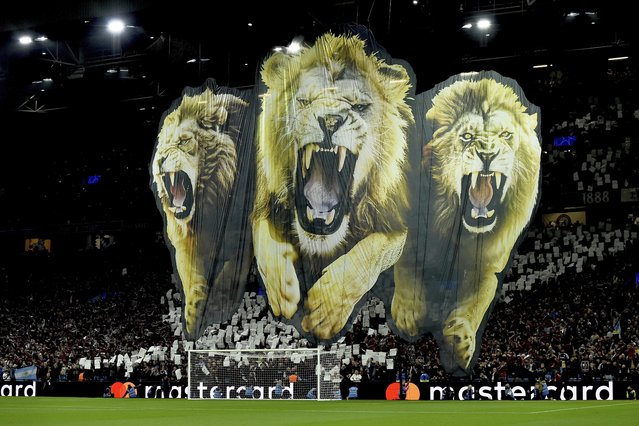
[178,139,195,150]
[460,132,473,142]
[500,131,512,140]
[297,98,311,107]
[352,103,370,113]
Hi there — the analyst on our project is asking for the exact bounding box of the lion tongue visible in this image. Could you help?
[304,161,341,221]
[170,177,186,207]
[468,175,493,218]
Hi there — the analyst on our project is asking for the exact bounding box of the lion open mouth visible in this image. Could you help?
[295,143,356,235]
[162,171,194,220]
[462,171,506,231]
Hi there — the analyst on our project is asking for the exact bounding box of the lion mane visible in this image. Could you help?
[252,32,413,339]
[151,88,248,338]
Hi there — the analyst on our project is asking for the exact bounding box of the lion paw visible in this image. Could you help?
[301,279,352,340]
[391,291,426,337]
[182,278,208,338]
[441,312,477,371]
[257,256,300,319]
[301,259,368,339]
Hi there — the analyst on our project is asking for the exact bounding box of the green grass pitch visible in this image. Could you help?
[1,398,637,425]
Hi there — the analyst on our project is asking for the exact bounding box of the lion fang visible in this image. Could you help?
[338,146,346,172]
[495,172,502,189]
[470,208,495,219]
[471,172,478,189]
[326,209,335,225]
[302,144,320,178]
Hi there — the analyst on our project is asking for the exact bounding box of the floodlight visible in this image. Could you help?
[477,19,491,30]
[287,41,302,54]
[107,19,125,34]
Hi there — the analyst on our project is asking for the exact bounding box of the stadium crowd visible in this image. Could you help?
[1,215,637,388]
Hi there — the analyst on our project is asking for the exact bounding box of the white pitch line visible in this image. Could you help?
[0,406,533,415]
[530,402,637,414]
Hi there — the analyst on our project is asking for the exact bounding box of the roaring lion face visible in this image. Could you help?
[258,33,413,256]
[425,78,540,235]
[152,90,245,241]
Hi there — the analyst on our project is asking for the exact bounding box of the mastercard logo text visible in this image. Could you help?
[385,382,420,400]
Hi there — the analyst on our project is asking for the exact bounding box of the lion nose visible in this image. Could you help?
[318,114,345,140]
[479,151,497,163]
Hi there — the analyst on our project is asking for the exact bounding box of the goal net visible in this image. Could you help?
[187,348,342,400]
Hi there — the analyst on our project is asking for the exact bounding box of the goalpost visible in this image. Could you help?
[187,348,342,400]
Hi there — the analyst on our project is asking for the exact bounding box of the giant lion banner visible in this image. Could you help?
[150,28,541,375]
[391,72,542,375]
[150,79,256,340]
[252,32,415,342]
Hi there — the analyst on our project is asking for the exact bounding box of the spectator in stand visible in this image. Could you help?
[350,369,362,384]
